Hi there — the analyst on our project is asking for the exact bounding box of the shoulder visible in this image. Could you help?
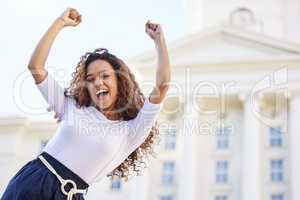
[141,97,162,112]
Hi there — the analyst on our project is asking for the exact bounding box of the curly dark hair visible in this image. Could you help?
[64,48,160,181]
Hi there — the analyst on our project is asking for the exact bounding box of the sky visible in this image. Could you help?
[0,0,186,119]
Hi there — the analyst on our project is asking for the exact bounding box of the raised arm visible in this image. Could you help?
[28,8,81,119]
[28,8,82,84]
[123,22,170,153]
[145,21,171,104]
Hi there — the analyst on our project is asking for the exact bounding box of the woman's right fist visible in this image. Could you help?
[58,8,82,27]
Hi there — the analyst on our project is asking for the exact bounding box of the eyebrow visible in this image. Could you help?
[86,70,108,78]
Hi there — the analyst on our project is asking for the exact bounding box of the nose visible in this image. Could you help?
[95,76,104,87]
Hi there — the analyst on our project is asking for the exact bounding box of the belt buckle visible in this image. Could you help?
[61,179,77,196]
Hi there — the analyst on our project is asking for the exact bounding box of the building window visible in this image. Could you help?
[160,195,173,200]
[165,128,177,151]
[215,195,228,200]
[111,179,122,191]
[230,7,256,27]
[271,194,284,200]
[271,159,284,182]
[270,127,283,147]
[216,127,231,150]
[216,161,228,184]
[162,161,175,186]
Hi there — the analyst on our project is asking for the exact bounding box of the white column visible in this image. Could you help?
[178,100,197,200]
[241,97,261,200]
[289,95,300,200]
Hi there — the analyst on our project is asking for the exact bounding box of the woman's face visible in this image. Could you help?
[86,59,118,111]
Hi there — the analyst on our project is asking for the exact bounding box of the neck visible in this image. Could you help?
[102,110,119,120]
[93,103,119,120]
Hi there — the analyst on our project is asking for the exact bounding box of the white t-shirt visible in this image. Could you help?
[36,73,161,184]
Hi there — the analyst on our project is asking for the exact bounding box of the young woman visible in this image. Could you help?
[1,8,170,200]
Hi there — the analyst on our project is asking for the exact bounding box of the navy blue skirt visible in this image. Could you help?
[1,152,89,200]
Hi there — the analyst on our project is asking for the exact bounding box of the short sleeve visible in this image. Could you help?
[126,97,161,152]
[36,72,68,118]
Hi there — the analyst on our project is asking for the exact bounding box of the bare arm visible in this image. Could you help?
[145,21,171,104]
[28,8,82,84]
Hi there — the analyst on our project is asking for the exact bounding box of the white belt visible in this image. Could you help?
[38,155,87,200]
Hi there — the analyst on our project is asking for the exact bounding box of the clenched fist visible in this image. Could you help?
[145,20,164,42]
[58,8,82,27]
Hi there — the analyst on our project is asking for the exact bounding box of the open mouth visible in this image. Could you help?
[96,90,109,98]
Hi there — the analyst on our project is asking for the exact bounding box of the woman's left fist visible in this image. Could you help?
[145,20,164,41]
